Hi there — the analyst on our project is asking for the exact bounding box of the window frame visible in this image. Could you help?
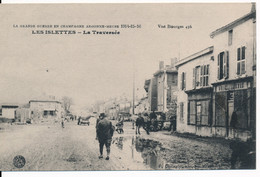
[237,46,246,75]
[228,29,233,46]
[217,51,229,80]
[180,72,186,90]
[188,99,211,126]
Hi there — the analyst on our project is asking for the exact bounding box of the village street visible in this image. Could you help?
[0,118,232,171]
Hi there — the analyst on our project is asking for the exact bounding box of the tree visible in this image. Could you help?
[62,96,73,114]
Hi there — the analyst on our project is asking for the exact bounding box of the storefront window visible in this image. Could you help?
[215,92,227,127]
[188,101,196,124]
[188,100,210,126]
[234,89,248,129]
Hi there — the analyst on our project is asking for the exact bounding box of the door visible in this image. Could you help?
[227,91,234,137]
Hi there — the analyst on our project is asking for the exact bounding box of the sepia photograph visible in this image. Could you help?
[0,1,257,174]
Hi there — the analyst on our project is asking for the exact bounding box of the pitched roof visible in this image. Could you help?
[175,46,214,68]
[210,10,256,38]
[29,100,61,104]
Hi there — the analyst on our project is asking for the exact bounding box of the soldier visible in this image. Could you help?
[96,113,115,160]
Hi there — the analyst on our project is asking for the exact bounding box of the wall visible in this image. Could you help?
[211,17,255,141]
[148,77,157,111]
[30,101,62,118]
[177,53,213,134]
[211,18,254,83]
[156,73,164,112]
[2,108,16,119]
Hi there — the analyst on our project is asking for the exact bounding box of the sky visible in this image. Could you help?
[0,3,252,108]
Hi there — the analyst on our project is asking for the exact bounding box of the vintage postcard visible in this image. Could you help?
[0,2,257,175]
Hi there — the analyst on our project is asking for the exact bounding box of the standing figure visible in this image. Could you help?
[96,113,115,160]
[61,118,65,128]
[116,119,124,134]
[169,115,176,132]
[77,116,81,125]
[230,110,238,138]
[135,113,144,135]
[143,113,150,135]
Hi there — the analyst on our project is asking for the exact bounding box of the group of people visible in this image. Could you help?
[95,112,177,161]
[135,112,176,135]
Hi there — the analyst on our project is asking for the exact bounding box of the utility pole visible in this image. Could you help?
[132,68,135,115]
[132,57,136,115]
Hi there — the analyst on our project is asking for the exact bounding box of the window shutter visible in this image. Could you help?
[242,46,246,60]
[241,61,246,74]
[223,52,227,78]
[207,65,210,86]
[217,54,220,80]
[237,62,241,75]
[225,51,229,79]
[192,68,196,89]
[180,72,183,90]
[237,48,241,61]
[184,72,186,90]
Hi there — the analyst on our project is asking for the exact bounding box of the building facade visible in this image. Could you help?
[174,6,256,141]
[176,46,214,136]
[1,105,19,119]
[153,59,178,114]
[29,100,62,119]
[210,7,256,141]
[145,77,158,112]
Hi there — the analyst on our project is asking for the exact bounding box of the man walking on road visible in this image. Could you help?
[136,113,144,135]
[96,113,115,160]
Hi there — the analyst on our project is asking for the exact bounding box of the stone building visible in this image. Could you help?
[174,5,256,141]
[175,46,214,136]
[210,6,256,141]
[0,104,19,119]
[29,100,62,119]
[153,59,178,118]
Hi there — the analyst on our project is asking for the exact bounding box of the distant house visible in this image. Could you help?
[29,100,62,119]
[145,77,158,112]
[153,59,178,114]
[1,104,19,119]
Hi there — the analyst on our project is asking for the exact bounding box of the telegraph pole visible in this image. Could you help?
[132,66,135,115]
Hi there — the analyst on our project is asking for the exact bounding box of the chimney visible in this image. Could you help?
[171,58,177,68]
[251,2,256,12]
[159,61,164,70]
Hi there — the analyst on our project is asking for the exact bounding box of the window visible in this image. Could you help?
[200,65,209,87]
[237,46,246,75]
[188,101,196,124]
[193,65,209,88]
[44,110,48,116]
[217,51,229,80]
[228,30,233,46]
[188,100,211,126]
[193,67,199,88]
[180,72,186,90]
[195,66,200,87]
[180,102,184,122]
[50,111,54,116]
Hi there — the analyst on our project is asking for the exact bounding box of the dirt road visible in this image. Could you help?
[0,118,232,171]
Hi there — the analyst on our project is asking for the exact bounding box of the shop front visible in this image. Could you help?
[212,77,253,141]
[185,87,213,136]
